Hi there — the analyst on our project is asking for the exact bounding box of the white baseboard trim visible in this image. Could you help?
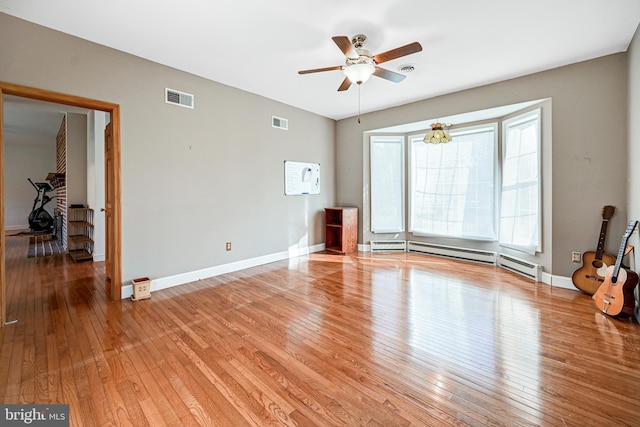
[122,243,325,299]
[93,253,106,262]
[540,271,552,286]
[549,274,578,291]
[121,242,581,299]
[361,246,563,288]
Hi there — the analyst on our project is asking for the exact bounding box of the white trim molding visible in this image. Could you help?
[122,243,325,299]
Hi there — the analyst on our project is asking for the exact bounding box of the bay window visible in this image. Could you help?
[409,124,497,240]
[369,105,542,254]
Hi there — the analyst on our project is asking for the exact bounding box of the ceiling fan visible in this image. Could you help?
[298,34,423,91]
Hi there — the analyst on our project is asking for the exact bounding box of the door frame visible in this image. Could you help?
[0,81,122,325]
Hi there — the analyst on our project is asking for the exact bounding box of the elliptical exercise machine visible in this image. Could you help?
[27,178,55,232]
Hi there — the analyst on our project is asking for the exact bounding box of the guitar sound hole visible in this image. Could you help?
[592,260,603,269]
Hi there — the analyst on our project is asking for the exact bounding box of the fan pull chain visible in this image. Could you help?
[357,84,361,124]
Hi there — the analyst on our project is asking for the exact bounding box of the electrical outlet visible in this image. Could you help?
[226,242,232,251]
[571,251,581,263]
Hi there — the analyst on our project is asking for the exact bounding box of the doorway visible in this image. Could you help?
[0,81,122,326]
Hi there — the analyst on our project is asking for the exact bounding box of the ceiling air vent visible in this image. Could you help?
[165,88,194,109]
[272,116,288,130]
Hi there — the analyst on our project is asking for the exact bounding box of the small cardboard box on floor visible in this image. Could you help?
[131,277,151,301]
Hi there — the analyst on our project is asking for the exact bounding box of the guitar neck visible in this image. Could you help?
[595,219,609,259]
[612,221,638,280]
[613,243,626,275]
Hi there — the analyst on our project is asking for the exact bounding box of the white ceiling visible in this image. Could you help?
[3,95,88,149]
[1,0,640,122]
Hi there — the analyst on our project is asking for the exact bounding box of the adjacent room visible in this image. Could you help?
[1,1,640,425]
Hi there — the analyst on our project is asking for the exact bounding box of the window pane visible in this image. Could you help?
[499,110,540,251]
[410,126,496,240]
[371,137,404,232]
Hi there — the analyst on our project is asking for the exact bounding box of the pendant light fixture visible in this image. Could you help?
[423,122,452,144]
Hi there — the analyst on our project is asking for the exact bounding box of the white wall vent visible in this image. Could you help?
[497,253,541,281]
[165,88,194,109]
[370,240,406,252]
[407,241,497,265]
[272,116,288,130]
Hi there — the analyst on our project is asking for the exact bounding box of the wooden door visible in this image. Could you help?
[0,89,5,326]
[104,122,114,283]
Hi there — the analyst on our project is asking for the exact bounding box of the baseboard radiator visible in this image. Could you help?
[370,240,407,252]
[407,241,497,265]
[497,253,541,281]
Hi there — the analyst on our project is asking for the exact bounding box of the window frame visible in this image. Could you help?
[370,135,406,233]
[499,108,542,254]
[407,123,499,240]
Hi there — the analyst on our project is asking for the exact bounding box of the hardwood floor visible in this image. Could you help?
[1,235,640,426]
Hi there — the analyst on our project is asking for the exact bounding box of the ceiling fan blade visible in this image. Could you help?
[298,66,343,75]
[332,36,358,58]
[373,67,407,83]
[337,77,352,92]
[373,42,422,64]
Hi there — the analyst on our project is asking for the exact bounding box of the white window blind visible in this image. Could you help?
[499,109,541,252]
[409,125,497,240]
[370,136,405,233]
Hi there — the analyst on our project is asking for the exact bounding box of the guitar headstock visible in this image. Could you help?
[623,220,638,239]
[612,220,639,273]
[602,205,616,220]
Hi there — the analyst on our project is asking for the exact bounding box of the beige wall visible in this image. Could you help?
[4,145,56,229]
[0,13,336,283]
[337,53,629,278]
[1,11,635,284]
[628,24,640,276]
[66,113,87,207]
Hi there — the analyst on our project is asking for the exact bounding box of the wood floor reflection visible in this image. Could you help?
[2,235,639,426]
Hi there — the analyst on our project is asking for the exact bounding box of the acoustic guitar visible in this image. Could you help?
[571,205,616,295]
[593,220,639,318]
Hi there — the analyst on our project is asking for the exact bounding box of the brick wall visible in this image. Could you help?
[56,115,67,249]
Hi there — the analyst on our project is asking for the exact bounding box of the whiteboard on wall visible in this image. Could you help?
[284,161,320,195]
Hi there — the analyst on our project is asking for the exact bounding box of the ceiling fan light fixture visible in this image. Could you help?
[424,123,452,144]
[343,63,375,84]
